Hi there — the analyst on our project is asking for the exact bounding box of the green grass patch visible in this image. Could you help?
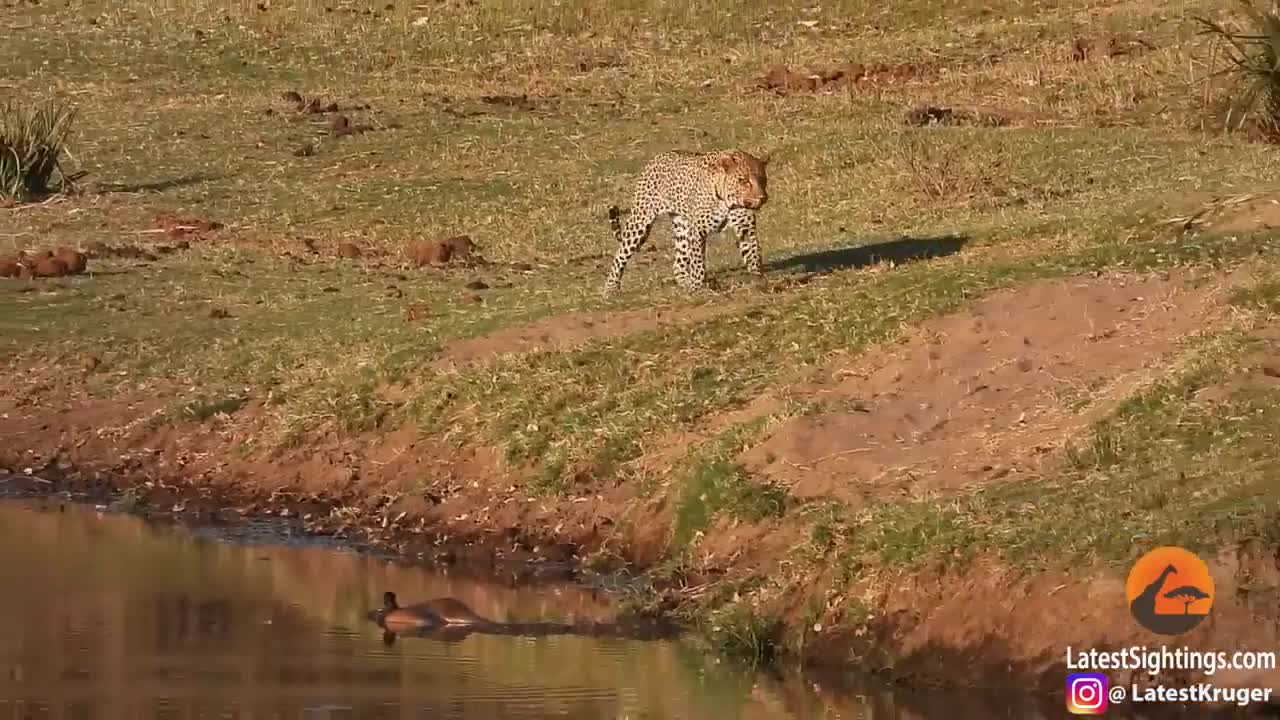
[671,419,784,549]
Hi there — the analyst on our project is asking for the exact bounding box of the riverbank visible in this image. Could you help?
[3,0,1280,704]
[5,239,1280,697]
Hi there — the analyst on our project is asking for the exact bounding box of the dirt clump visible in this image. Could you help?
[54,247,88,274]
[31,257,70,278]
[407,235,481,268]
[154,213,223,240]
[336,242,362,259]
[741,270,1241,506]
[1165,192,1280,235]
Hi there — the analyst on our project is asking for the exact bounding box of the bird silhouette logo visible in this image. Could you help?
[1126,546,1215,636]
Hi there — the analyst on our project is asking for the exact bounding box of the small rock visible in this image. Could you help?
[336,242,362,259]
[465,279,489,291]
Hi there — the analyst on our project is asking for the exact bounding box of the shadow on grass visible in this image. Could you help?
[768,234,969,275]
[94,173,222,194]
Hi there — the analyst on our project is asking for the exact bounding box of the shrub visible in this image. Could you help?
[0,99,84,202]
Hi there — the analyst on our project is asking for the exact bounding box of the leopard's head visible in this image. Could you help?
[717,150,770,210]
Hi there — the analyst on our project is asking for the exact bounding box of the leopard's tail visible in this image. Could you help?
[607,205,625,241]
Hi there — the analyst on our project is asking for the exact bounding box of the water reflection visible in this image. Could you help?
[0,498,1201,719]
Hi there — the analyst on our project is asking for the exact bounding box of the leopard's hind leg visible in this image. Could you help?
[603,204,657,294]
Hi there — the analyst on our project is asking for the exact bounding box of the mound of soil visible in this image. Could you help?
[740,270,1239,506]
[54,248,88,274]
[1,248,91,279]
[31,257,69,278]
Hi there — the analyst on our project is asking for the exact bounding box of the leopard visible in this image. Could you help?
[602,149,771,294]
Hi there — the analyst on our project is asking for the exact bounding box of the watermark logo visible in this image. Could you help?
[1067,673,1111,714]
[1126,546,1214,636]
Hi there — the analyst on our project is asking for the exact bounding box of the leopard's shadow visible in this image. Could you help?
[766,233,969,275]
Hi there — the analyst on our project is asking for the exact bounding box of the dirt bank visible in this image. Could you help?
[3,266,1279,704]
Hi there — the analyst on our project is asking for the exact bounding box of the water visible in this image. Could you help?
[0,498,1158,719]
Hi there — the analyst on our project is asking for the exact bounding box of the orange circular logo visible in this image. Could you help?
[1126,546,1215,636]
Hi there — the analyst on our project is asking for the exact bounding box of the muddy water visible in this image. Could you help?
[0,499,1069,720]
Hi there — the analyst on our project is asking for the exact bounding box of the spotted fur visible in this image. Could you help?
[603,149,770,294]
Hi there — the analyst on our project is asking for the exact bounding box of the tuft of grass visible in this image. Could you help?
[0,99,83,202]
[697,603,785,666]
[672,419,785,549]
[1229,276,1280,312]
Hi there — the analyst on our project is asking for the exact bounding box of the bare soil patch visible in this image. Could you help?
[741,269,1246,507]
[430,301,745,370]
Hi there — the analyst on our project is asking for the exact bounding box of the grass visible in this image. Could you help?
[3,0,1280,671]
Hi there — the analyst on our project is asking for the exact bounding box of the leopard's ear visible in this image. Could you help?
[718,153,739,172]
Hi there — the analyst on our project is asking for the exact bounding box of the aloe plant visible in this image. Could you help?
[0,99,83,202]
[1194,0,1280,134]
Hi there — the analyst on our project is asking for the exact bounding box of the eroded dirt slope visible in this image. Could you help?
[741,269,1246,506]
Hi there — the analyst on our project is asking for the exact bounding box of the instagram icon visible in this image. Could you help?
[1067,673,1109,715]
